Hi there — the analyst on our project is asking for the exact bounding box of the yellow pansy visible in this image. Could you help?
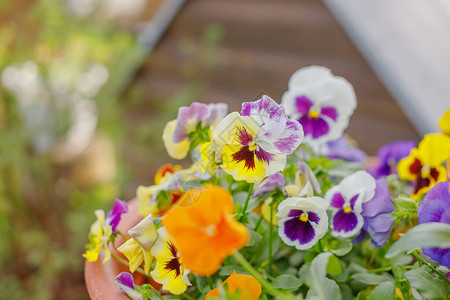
[162,120,190,159]
[398,133,450,199]
[439,108,450,136]
[83,210,113,264]
[117,215,157,274]
[137,185,159,217]
[150,227,191,295]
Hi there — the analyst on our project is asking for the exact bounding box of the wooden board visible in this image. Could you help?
[324,0,450,135]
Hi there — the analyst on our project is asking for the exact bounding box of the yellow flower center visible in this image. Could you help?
[308,110,319,119]
[248,141,257,151]
[344,206,352,213]
[421,165,430,178]
[299,212,308,222]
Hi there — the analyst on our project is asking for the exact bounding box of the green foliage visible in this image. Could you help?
[386,223,450,258]
[367,281,395,300]
[404,267,450,299]
[306,253,341,300]
[272,274,302,290]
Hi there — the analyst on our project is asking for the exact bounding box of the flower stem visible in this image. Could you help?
[367,265,413,273]
[268,202,274,276]
[239,183,254,223]
[254,214,264,231]
[232,251,293,299]
[111,253,164,300]
[228,175,234,193]
[411,251,450,285]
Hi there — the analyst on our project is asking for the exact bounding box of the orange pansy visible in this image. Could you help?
[162,186,249,276]
[205,271,262,300]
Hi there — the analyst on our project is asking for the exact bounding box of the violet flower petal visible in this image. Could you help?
[106,199,129,233]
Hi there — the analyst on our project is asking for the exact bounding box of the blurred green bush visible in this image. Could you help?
[0,0,225,298]
[0,0,141,298]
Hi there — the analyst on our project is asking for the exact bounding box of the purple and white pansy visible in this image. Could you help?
[213,95,304,183]
[116,272,143,300]
[277,197,329,250]
[325,171,376,238]
[173,102,228,143]
[281,66,356,147]
[163,102,228,159]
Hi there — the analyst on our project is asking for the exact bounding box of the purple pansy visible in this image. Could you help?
[355,179,395,247]
[368,140,415,178]
[106,199,129,233]
[253,173,286,196]
[281,66,356,146]
[417,181,450,267]
[116,272,143,300]
[277,197,329,250]
[325,171,376,238]
[173,102,228,143]
[326,136,367,163]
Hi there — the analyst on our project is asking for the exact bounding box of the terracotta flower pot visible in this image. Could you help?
[85,198,147,300]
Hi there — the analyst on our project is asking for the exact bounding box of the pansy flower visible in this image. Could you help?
[150,227,191,295]
[281,66,356,146]
[398,134,450,200]
[83,199,128,263]
[138,163,181,216]
[154,163,182,185]
[116,272,143,300]
[162,186,249,276]
[253,173,287,225]
[325,136,367,163]
[205,271,262,300]
[355,179,396,247]
[253,173,286,197]
[118,215,158,274]
[276,196,329,250]
[163,102,228,159]
[213,95,303,183]
[325,171,376,238]
[285,162,322,198]
[368,140,415,178]
[439,108,450,136]
[417,181,450,267]
[137,163,209,217]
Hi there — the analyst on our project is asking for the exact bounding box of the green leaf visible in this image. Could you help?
[326,255,342,276]
[351,273,393,285]
[272,274,302,290]
[386,223,450,258]
[234,192,259,213]
[306,252,341,300]
[328,239,353,256]
[246,230,263,247]
[404,268,449,300]
[367,281,395,300]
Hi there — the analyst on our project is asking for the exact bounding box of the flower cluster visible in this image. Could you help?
[84,67,450,300]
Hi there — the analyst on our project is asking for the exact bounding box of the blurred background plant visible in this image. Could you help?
[0,0,224,298]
